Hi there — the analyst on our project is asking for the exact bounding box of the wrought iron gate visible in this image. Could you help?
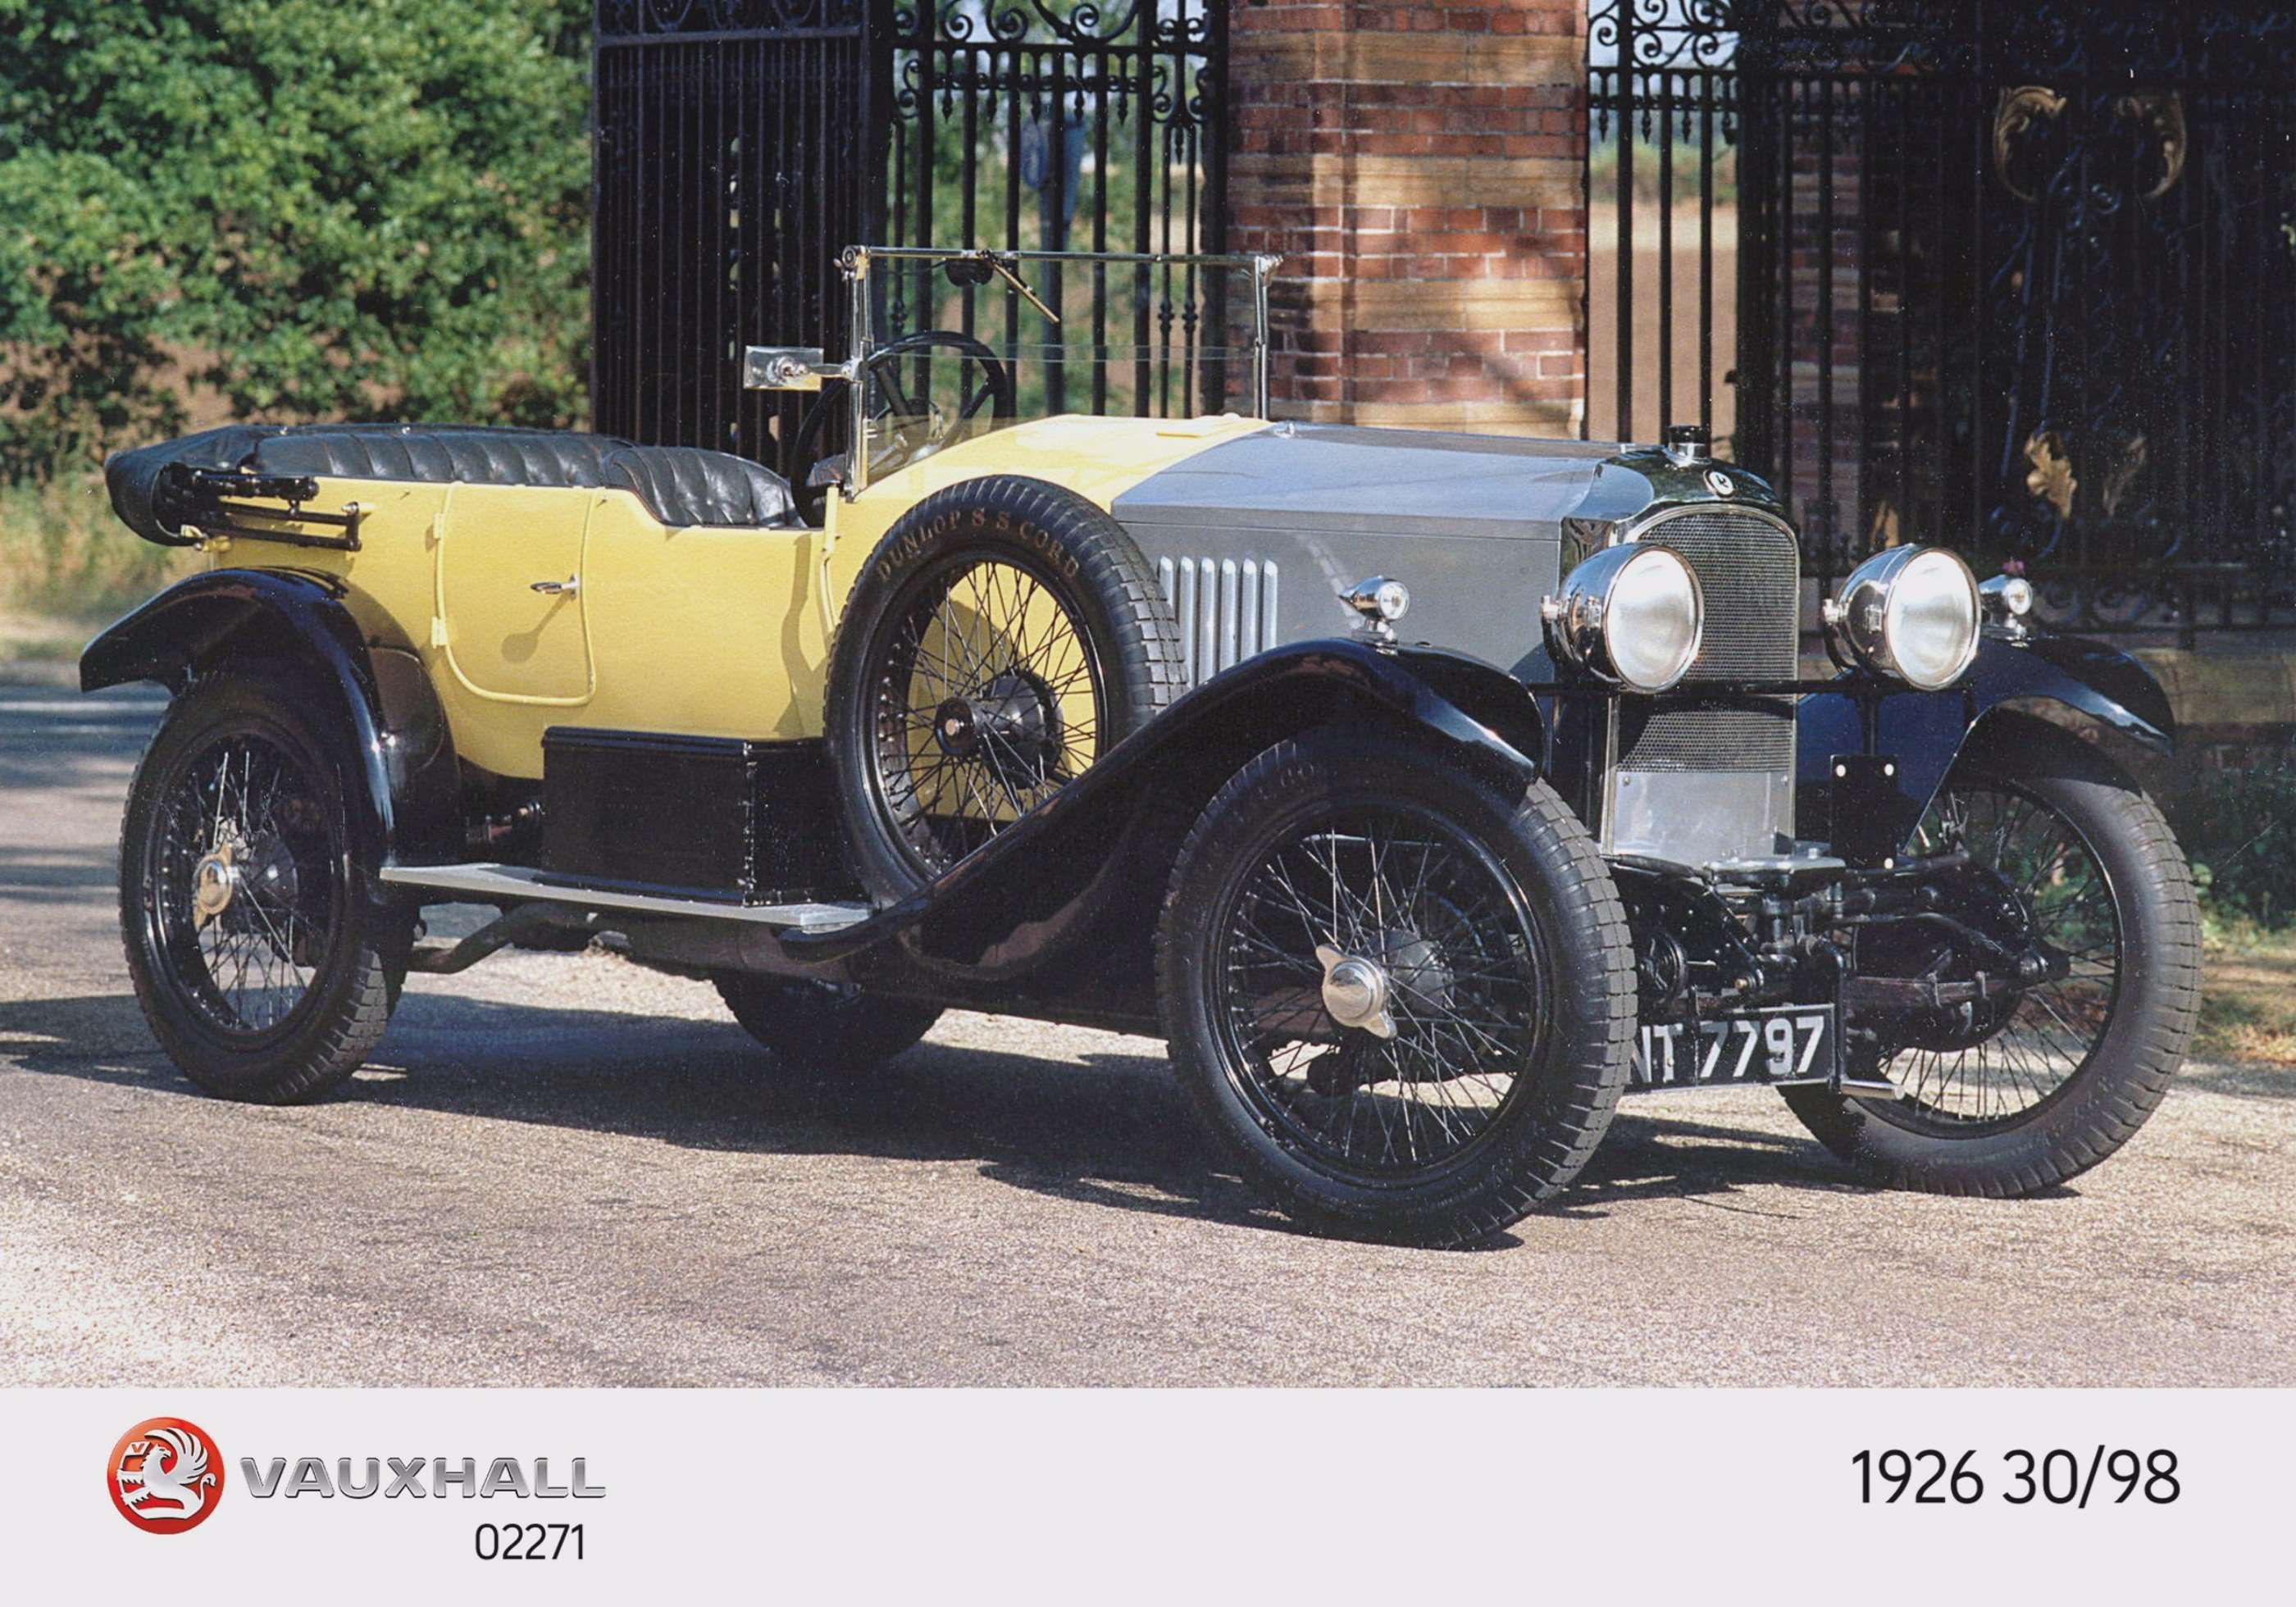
[592,2,876,470]
[592,1,1230,478]
[1588,2,2296,640]
[881,1,1232,420]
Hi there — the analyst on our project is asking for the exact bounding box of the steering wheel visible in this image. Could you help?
[792,330,1018,520]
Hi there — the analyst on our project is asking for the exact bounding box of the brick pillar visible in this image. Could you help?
[1227,0,1588,436]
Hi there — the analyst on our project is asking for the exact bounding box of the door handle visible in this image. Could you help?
[530,576,579,597]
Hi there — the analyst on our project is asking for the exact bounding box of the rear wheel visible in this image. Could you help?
[119,674,405,1103]
[1784,714,2199,1195]
[1156,732,1635,1247]
[714,975,942,1073]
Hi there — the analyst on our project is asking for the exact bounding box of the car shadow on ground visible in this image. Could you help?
[0,844,122,903]
[0,693,159,796]
[2,987,1927,1246]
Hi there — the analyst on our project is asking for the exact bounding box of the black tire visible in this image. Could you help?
[1783,713,2200,1195]
[1155,731,1636,1248]
[825,475,1184,901]
[713,975,943,1072]
[118,673,407,1103]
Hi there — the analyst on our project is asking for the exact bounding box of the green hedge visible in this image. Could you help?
[2184,761,2296,931]
[0,0,591,477]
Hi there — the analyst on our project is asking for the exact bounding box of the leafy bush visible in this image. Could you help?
[2183,760,2296,931]
[0,0,591,477]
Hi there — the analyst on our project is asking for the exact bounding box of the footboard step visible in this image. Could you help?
[378,863,870,932]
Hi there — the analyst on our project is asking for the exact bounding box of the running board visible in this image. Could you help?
[378,863,872,933]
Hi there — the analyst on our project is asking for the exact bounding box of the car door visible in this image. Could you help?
[434,482,596,705]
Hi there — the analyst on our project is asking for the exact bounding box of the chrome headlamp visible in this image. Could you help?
[1978,571,2034,621]
[1823,545,1980,690]
[1542,543,1705,693]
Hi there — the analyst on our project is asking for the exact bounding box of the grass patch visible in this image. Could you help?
[0,473,196,655]
[2198,924,2296,1066]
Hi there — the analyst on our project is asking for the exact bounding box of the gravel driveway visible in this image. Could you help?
[3,684,2290,1385]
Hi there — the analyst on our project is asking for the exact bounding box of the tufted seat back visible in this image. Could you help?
[253,425,630,489]
[604,444,798,530]
[249,426,800,529]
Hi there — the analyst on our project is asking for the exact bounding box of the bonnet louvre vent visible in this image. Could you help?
[1159,556,1281,688]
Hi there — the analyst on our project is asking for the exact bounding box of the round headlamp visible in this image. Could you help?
[1824,545,1980,690]
[1542,543,1705,692]
[1979,571,2034,620]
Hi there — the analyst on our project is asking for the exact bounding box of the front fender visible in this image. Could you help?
[1796,631,2175,862]
[790,637,1547,985]
[81,569,460,871]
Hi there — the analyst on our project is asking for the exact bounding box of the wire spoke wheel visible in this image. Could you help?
[121,675,407,1104]
[1865,777,2121,1133]
[1783,713,2198,1200]
[1211,806,1551,1184]
[829,476,1183,903]
[1159,735,1633,1245]
[867,553,1108,877]
[148,729,341,1040]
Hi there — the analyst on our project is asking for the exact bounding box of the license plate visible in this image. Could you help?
[1630,1004,1838,1089]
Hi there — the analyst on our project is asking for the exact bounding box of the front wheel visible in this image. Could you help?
[1155,732,1636,1248]
[119,673,406,1103]
[1784,713,2201,1195]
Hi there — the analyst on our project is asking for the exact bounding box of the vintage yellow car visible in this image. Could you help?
[85,247,2198,1246]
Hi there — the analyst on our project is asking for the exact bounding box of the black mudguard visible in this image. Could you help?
[786,638,1547,1003]
[1797,631,2175,863]
[80,568,462,875]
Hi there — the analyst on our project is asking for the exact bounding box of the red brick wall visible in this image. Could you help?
[1228,0,1588,435]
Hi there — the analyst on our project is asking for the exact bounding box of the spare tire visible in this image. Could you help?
[826,475,1185,900]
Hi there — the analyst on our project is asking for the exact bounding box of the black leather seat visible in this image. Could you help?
[254,424,629,489]
[602,444,796,530]
[107,421,800,540]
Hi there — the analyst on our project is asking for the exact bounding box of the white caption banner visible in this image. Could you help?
[7,1387,2285,1602]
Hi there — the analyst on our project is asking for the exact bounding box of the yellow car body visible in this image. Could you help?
[189,412,1266,781]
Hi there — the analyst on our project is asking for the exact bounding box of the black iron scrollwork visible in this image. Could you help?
[597,0,868,36]
[881,0,1228,417]
[1592,0,2296,635]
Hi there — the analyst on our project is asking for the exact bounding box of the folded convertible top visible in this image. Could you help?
[103,422,798,541]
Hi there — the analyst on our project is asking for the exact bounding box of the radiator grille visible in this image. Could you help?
[1157,556,1280,687]
[1621,511,1797,773]
[1618,698,1794,772]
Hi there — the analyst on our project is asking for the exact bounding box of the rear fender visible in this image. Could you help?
[1796,631,2175,862]
[792,638,1547,990]
[80,568,462,873]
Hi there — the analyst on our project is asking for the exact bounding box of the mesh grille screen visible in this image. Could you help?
[1621,512,1797,773]
[1618,699,1793,772]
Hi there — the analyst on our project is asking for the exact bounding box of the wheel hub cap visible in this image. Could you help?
[190,840,239,931]
[933,698,981,758]
[1315,945,1396,1040]
[936,674,1055,776]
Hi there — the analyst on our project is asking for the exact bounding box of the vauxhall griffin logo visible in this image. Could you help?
[108,1418,226,1534]
[106,1418,605,1531]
